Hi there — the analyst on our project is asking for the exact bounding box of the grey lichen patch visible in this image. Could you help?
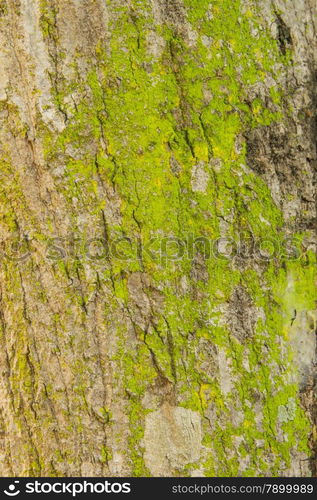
[289,310,317,389]
[143,404,202,476]
[191,162,209,193]
[281,272,316,389]
[146,30,166,59]
[278,398,297,424]
[217,348,233,395]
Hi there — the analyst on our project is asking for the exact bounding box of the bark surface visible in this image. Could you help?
[0,0,316,477]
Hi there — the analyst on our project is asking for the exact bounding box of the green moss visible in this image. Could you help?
[101,445,113,464]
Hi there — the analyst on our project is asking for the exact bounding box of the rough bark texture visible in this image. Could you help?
[0,0,316,477]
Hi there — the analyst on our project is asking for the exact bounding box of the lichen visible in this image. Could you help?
[0,0,315,477]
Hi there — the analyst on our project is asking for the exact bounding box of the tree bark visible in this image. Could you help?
[0,0,316,477]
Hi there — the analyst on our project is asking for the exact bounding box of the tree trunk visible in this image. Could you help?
[0,0,316,477]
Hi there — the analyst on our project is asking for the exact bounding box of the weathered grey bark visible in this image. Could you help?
[0,0,316,477]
